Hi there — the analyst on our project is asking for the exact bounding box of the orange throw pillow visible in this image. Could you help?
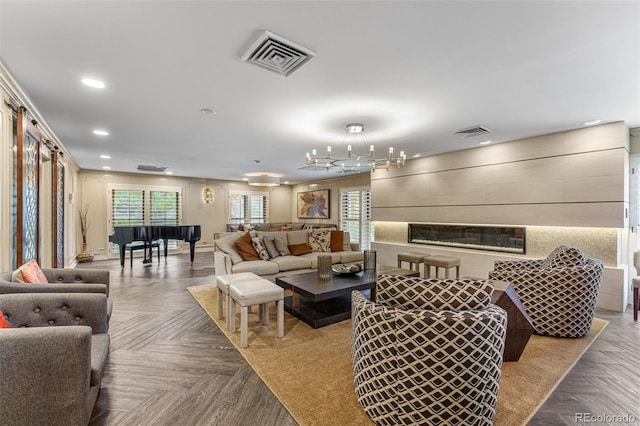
[19,259,48,283]
[288,243,312,256]
[330,230,344,252]
[0,310,9,328]
[234,232,260,261]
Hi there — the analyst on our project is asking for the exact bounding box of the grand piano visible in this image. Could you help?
[109,225,201,267]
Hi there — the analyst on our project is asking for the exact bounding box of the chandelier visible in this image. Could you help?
[304,123,406,173]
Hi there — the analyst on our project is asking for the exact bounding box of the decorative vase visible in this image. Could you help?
[364,250,376,273]
[317,255,332,281]
[76,243,94,263]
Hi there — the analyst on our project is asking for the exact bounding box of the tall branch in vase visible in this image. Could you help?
[76,204,94,262]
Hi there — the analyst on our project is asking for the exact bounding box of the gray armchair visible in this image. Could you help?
[489,246,603,337]
[351,274,507,426]
[0,268,112,320]
[0,293,110,425]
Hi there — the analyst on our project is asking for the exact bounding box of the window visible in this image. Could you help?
[109,185,182,254]
[229,191,268,224]
[340,188,374,250]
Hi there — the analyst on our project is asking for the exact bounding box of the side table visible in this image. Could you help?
[490,280,534,362]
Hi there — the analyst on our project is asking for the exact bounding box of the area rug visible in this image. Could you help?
[188,284,607,426]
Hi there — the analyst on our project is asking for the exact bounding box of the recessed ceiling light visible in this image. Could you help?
[200,108,216,115]
[102,166,111,170]
[93,130,109,136]
[81,78,105,89]
[242,177,249,181]
[412,154,421,158]
[284,181,289,184]
[100,154,111,159]
[479,140,492,145]
[166,171,173,175]
[582,119,602,126]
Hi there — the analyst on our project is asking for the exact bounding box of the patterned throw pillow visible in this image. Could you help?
[251,237,271,261]
[263,237,281,259]
[309,230,332,252]
[550,247,586,268]
[18,259,48,284]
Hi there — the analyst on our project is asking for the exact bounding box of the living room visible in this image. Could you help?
[1,1,639,425]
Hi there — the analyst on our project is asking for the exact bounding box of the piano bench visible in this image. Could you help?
[126,241,161,267]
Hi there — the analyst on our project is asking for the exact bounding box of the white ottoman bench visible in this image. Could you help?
[228,277,285,348]
[216,272,260,331]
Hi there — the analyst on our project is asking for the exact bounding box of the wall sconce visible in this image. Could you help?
[202,187,214,204]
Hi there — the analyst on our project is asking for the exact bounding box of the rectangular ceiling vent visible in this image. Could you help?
[241,30,316,77]
[452,125,492,138]
[137,164,167,172]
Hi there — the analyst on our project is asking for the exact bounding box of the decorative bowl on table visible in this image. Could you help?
[332,263,363,276]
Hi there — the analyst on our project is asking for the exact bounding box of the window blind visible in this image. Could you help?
[340,189,373,250]
[229,192,268,224]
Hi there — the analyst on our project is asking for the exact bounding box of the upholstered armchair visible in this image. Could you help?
[351,274,507,426]
[489,246,603,337]
[0,268,112,320]
[0,293,110,425]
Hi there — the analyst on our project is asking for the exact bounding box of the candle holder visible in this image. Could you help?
[364,250,376,274]
[317,255,333,281]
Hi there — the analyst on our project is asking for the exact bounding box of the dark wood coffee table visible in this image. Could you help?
[490,280,534,361]
[275,271,377,328]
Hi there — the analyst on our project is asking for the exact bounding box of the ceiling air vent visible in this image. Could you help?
[452,125,492,138]
[137,164,167,172]
[241,30,316,77]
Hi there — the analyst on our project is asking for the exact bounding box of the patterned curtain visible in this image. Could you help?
[16,107,41,265]
[52,150,64,267]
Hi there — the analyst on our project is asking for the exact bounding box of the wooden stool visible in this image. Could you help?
[397,252,430,274]
[216,272,261,331]
[424,255,461,279]
[229,277,284,348]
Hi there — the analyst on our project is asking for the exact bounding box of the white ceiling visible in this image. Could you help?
[1,1,638,184]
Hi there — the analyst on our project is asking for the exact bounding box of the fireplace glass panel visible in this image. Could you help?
[408,224,525,254]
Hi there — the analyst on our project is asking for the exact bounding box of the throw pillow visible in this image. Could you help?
[309,229,332,252]
[550,247,586,268]
[288,243,312,256]
[234,232,260,261]
[251,237,271,261]
[280,226,292,231]
[330,230,344,252]
[0,310,9,328]
[18,259,48,284]
[263,237,281,259]
[274,236,291,256]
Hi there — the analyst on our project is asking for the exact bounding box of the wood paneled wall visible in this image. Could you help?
[371,122,629,228]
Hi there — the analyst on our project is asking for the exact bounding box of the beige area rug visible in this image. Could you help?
[188,284,607,426]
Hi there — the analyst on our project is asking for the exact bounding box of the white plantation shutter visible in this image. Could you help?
[229,192,268,224]
[150,191,179,225]
[340,189,374,250]
[111,189,145,227]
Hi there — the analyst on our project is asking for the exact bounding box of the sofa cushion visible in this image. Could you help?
[286,230,310,246]
[232,260,279,275]
[215,233,244,265]
[251,237,271,261]
[235,232,260,261]
[18,260,48,284]
[309,229,332,252]
[271,255,313,272]
[289,243,312,256]
[0,310,9,328]
[263,237,281,259]
[339,251,364,264]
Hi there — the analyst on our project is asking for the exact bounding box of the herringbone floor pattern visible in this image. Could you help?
[82,253,639,425]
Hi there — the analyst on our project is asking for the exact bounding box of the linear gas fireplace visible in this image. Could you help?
[408,223,526,254]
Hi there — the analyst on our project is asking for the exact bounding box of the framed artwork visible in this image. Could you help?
[297,189,330,219]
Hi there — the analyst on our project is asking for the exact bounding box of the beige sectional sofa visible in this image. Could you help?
[226,222,337,232]
[214,229,363,281]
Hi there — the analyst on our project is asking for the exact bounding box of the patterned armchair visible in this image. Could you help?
[489,245,603,337]
[351,274,507,426]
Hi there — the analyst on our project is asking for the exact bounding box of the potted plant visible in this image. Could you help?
[76,204,94,262]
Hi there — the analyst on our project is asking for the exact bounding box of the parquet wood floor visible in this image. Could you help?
[82,253,639,425]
